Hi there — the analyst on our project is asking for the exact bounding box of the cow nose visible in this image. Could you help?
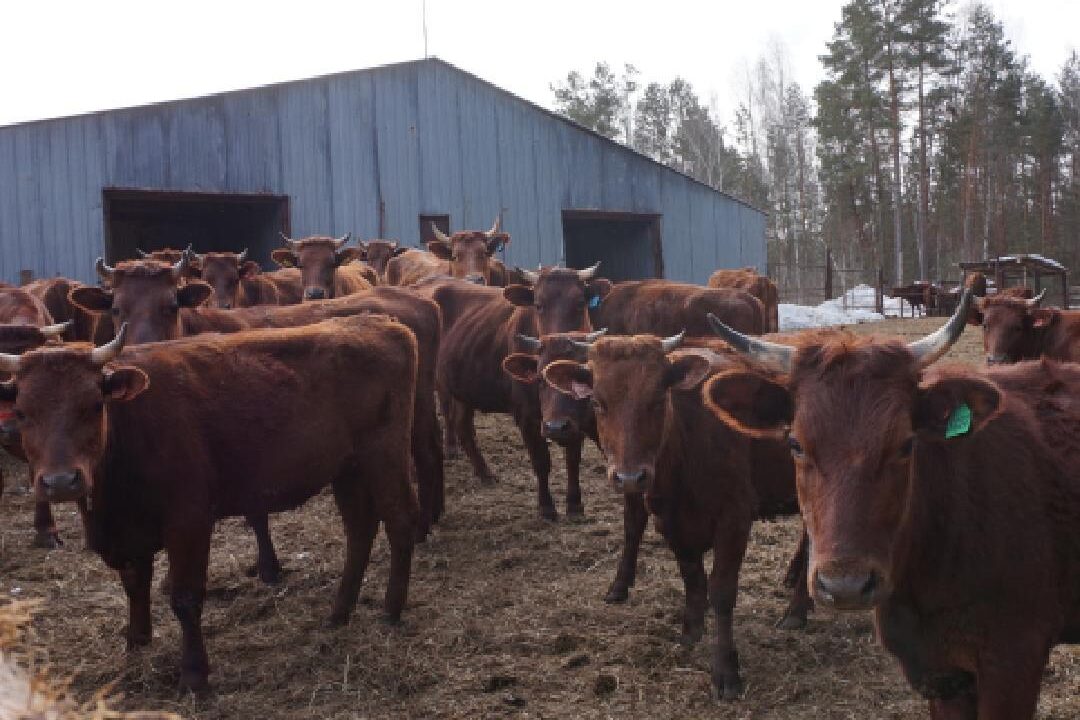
[813,568,882,610]
[305,288,326,300]
[41,470,85,499]
[986,354,1008,365]
[610,468,647,494]
[465,274,485,285]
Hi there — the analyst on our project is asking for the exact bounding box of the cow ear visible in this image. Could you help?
[486,233,510,255]
[967,299,984,326]
[177,281,213,308]
[914,374,1003,441]
[239,260,261,279]
[336,247,364,265]
[503,284,534,307]
[502,353,540,384]
[355,242,369,260]
[428,240,453,260]
[702,369,793,439]
[587,278,613,302]
[664,353,712,391]
[542,360,593,399]
[69,286,113,313]
[271,249,298,268]
[102,366,149,402]
[392,245,409,257]
[1031,308,1056,329]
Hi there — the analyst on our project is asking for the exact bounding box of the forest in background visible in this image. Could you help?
[550,0,1080,301]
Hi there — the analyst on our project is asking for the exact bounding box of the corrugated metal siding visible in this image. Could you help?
[0,58,764,285]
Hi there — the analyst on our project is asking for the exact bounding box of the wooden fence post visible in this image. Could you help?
[824,248,833,300]
[876,267,885,314]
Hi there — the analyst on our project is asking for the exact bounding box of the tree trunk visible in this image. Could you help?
[916,60,929,279]
[887,35,904,283]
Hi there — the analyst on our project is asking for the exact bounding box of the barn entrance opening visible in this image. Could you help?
[562,210,663,281]
[103,189,290,266]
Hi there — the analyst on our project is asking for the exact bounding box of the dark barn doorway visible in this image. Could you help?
[103,189,290,266]
[562,210,663,281]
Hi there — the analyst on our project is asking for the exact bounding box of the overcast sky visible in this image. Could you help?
[2,0,1077,129]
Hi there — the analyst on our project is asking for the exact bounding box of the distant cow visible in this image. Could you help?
[890,282,933,316]
[704,292,1080,717]
[23,277,107,343]
[0,316,418,691]
[969,290,1080,364]
[271,234,374,300]
[70,263,444,560]
[386,218,510,286]
[708,267,780,332]
[593,280,764,336]
[193,249,303,308]
[358,239,410,281]
[428,265,609,518]
[543,333,809,700]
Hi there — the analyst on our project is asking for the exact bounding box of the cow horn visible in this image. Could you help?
[576,263,600,281]
[487,216,501,236]
[280,232,300,250]
[169,252,190,281]
[661,331,685,353]
[135,248,150,259]
[517,267,540,285]
[515,333,543,352]
[39,321,73,338]
[908,289,973,368]
[584,328,608,342]
[1025,289,1047,307]
[708,313,795,373]
[332,233,351,250]
[90,323,128,366]
[95,257,116,283]
[236,248,248,263]
[0,351,20,374]
[431,223,451,243]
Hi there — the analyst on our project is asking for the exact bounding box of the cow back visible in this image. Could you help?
[596,280,764,336]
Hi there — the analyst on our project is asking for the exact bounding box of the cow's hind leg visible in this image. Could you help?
[605,494,647,603]
[245,513,282,584]
[118,555,154,649]
[564,436,584,516]
[457,405,496,484]
[328,475,379,626]
[677,552,709,646]
[32,500,61,548]
[411,396,444,539]
[164,520,212,692]
[515,410,555,520]
[439,393,460,459]
[777,526,812,630]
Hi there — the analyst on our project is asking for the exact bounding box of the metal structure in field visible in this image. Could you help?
[0,58,765,285]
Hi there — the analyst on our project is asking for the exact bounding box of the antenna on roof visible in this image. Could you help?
[422,0,429,58]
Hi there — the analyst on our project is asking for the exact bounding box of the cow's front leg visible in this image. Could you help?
[165,520,212,692]
[118,555,154,648]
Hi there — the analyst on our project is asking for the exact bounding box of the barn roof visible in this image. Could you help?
[2,57,763,214]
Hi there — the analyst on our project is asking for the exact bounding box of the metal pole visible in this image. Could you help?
[422,0,429,58]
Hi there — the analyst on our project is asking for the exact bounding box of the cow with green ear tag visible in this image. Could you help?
[703,290,1080,719]
[543,332,809,702]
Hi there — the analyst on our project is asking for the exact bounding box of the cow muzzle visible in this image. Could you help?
[304,287,327,300]
[542,418,577,443]
[38,469,87,502]
[812,561,890,611]
[608,467,649,495]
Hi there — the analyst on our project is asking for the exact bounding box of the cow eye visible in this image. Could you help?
[898,436,915,459]
[787,435,805,458]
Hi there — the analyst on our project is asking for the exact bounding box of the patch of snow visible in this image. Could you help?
[779,284,915,331]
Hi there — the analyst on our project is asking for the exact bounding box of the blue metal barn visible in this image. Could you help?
[0,58,765,285]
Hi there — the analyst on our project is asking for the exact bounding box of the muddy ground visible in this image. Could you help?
[2,317,1078,718]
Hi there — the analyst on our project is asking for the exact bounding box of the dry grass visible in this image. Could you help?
[0,317,1076,718]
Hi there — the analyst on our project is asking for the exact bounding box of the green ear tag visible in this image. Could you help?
[944,402,972,439]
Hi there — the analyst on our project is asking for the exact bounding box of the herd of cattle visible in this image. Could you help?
[0,219,1078,718]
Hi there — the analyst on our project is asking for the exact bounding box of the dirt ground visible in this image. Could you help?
[2,317,1078,718]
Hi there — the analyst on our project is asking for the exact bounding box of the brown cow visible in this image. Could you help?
[71,267,443,565]
[387,218,510,286]
[708,267,780,332]
[969,290,1080,364]
[270,234,373,300]
[0,316,418,691]
[593,279,764,336]
[427,266,609,518]
[703,292,1080,717]
[543,333,809,700]
[23,277,106,342]
[358,239,410,281]
[193,250,303,308]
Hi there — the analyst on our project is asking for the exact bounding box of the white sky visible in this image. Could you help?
[2,0,1076,129]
